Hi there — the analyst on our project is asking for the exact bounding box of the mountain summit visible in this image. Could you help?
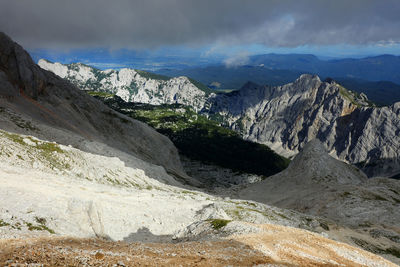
[205,74,400,177]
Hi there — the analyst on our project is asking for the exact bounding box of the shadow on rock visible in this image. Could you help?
[123,227,173,243]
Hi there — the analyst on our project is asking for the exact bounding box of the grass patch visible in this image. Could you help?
[337,84,375,107]
[208,219,231,230]
[135,70,172,81]
[87,91,115,98]
[25,219,55,234]
[187,77,213,95]
[0,219,10,227]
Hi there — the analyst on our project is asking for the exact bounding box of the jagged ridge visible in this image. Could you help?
[205,74,400,177]
[38,59,211,111]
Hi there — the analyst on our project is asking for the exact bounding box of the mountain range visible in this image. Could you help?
[38,59,211,111]
[204,75,400,178]
[1,32,400,265]
[156,54,400,105]
[40,60,400,179]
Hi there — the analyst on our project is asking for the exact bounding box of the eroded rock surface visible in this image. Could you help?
[205,75,400,177]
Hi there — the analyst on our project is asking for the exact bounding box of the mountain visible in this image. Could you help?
[38,59,211,111]
[250,53,400,84]
[239,140,400,262]
[0,32,339,247]
[334,78,400,106]
[1,32,400,266]
[156,65,304,89]
[156,54,400,105]
[40,55,400,178]
[0,32,191,182]
[204,74,400,178]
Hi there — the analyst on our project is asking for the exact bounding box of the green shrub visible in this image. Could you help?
[208,219,231,229]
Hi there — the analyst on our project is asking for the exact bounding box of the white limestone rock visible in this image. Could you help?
[38,59,211,111]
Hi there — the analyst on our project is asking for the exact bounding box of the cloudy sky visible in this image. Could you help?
[1,0,400,68]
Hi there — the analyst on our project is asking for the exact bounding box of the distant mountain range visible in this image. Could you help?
[156,54,400,105]
[40,58,400,178]
[249,54,400,83]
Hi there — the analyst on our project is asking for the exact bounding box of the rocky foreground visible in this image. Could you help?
[1,223,397,267]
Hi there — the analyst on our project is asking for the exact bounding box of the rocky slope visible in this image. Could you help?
[239,140,400,264]
[38,59,211,111]
[0,32,189,180]
[205,75,400,177]
[0,128,397,266]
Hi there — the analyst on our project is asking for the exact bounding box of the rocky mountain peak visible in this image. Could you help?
[285,139,367,184]
[289,74,322,92]
[0,32,48,99]
[287,139,368,185]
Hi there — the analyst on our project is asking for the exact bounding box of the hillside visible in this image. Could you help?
[91,94,289,179]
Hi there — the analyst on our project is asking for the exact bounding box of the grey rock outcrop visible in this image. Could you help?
[0,32,188,181]
[205,75,400,177]
[239,140,400,229]
[38,59,211,111]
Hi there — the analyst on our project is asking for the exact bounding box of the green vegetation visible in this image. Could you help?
[187,77,213,95]
[208,219,231,229]
[0,130,69,171]
[0,219,10,227]
[135,70,172,81]
[338,84,375,107]
[87,91,115,98]
[100,99,289,176]
[25,218,55,234]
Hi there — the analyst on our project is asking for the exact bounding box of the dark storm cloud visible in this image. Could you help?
[0,0,399,49]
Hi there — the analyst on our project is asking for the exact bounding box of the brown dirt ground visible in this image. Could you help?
[0,237,276,267]
[0,223,398,267]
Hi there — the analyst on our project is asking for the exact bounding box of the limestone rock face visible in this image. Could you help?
[205,75,400,177]
[0,32,186,179]
[38,59,210,111]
